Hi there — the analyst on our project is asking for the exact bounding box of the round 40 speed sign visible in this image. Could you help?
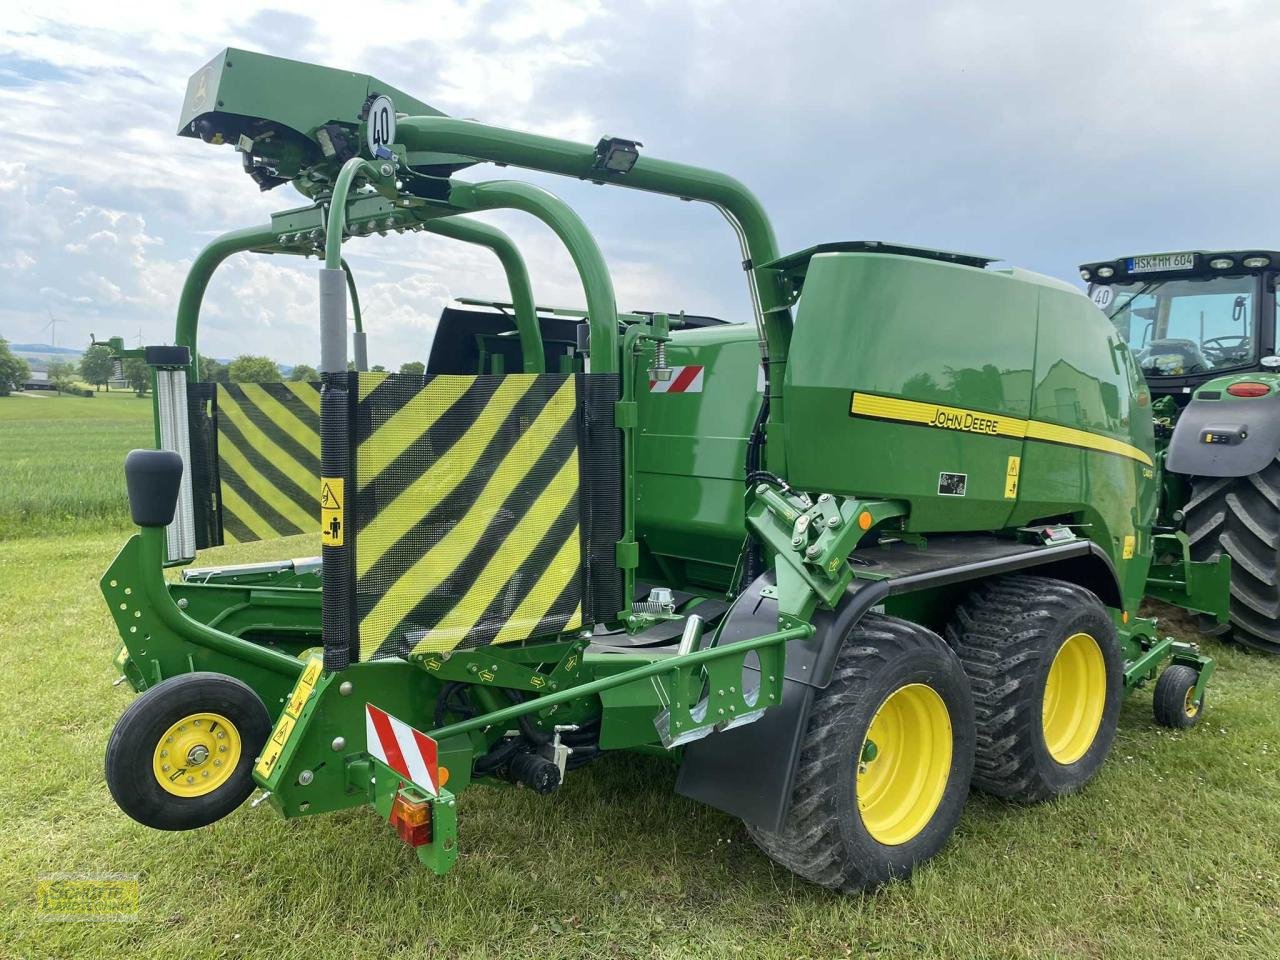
[366,95,396,155]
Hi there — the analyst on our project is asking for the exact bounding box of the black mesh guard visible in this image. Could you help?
[321,374,354,671]
[350,372,622,661]
[578,373,624,623]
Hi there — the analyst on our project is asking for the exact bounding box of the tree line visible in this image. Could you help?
[0,338,426,398]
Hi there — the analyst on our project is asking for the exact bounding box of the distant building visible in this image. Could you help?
[21,370,54,391]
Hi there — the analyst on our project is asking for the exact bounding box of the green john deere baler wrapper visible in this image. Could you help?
[96,48,1221,893]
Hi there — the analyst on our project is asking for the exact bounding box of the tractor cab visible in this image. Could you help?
[1079,251,1280,400]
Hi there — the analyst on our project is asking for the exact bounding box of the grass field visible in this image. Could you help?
[2,396,1280,959]
[0,391,153,541]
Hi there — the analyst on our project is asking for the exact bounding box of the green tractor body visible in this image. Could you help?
[96,49,1223,892]
[1081,251,1280,651]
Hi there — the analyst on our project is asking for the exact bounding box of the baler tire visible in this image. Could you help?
[946,575,1122,803]
[1152,664,1203,729]
[105,672,271,831]
[746,613,975,892]
[1185,468,1280,655]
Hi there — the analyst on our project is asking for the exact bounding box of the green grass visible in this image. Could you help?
[0,391,153,541]
[3,407,1280,958]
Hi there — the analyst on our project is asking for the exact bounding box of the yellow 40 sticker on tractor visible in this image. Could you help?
[255,657,323,779]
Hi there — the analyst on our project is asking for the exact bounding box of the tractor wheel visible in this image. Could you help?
[1185,468,1280,654]
[105,672,271,831]
[946,575,1122,803]
[747,614,974,892]
[1152,664,1203,729]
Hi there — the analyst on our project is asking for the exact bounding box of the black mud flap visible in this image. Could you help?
[673,572,889,833]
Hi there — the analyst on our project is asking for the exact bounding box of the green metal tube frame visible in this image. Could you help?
[172,210,547,376]
[447,179,618,370]
[418,216,544,373]
[175,224,278,372]
[396,115,792,460]
[427,622,813,741]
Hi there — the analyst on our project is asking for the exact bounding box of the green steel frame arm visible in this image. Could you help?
[419,216,544,373]
[325,158,378,269]
[427,622,813,741]
[175,224,278,372]
[396,115,792,450]
[448,180,618,370]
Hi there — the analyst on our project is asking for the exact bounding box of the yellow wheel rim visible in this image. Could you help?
[856,683,953,846]
[1042,632,1107,765]
[152,712,241,798]
[1184,686,1200,718]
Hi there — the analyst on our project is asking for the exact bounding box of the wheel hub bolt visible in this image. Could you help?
[187,745,210,766]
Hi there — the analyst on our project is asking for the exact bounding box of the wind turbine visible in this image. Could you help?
[42,308,59,349]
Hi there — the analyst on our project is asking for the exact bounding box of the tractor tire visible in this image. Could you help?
[1185,467,1280,654]
[105,672,271,831]
[945,575,1123,803]
[1152,664,1203,729]
[747,613,974,892]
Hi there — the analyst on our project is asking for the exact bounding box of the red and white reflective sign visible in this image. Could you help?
[649,365,704,393]
[365,703,439,795]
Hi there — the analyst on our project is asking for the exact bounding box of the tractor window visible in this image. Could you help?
[1098,276,1256,377]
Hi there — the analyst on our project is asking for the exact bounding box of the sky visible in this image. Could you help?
[3,0,1280,368]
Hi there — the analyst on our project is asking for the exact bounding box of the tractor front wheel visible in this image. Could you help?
[105,672,271,830]
[747,614,975,892]
[946,575,1123,803]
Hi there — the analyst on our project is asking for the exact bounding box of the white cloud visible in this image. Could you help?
[3,0,1280,364]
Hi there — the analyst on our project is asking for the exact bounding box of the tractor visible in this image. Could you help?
[98,49,1226,893]
[1081,251,1280,653]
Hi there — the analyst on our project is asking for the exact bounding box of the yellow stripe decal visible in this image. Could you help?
[406,452,580,655]
[356,375,485,488]
[217,483,279,543]
[850,392,1152,467]
[216,432,316,532]
[242,383,320,450]
[355,376,541,577]
[489,530,583,647]
[357,378,578,647]
[285,379,322,416]
[851,392,1027,439]
[217,389,319,495]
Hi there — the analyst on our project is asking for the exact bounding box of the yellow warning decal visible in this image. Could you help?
[1122,535,1136,560]
[254,712,294,780]
[287,657,323,718]
[1004,456,1021,500]
[849,392,1153,467]
[320,477,344,547]
[254,657,322,780]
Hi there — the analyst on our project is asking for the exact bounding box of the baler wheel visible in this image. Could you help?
[746,614,974,892]
[946,575,1123,803]
[1185,469,1280,655]
[1152,664,1204,729]
[105,672,271,831]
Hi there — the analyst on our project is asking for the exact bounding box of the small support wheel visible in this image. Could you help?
[1153,664,1204,729]
[105,672,271,830]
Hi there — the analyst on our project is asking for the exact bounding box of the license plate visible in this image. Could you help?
[1127,253,1195,274]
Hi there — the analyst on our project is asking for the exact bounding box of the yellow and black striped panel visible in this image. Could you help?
[354,373,585,660]
[214,382,322,543]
